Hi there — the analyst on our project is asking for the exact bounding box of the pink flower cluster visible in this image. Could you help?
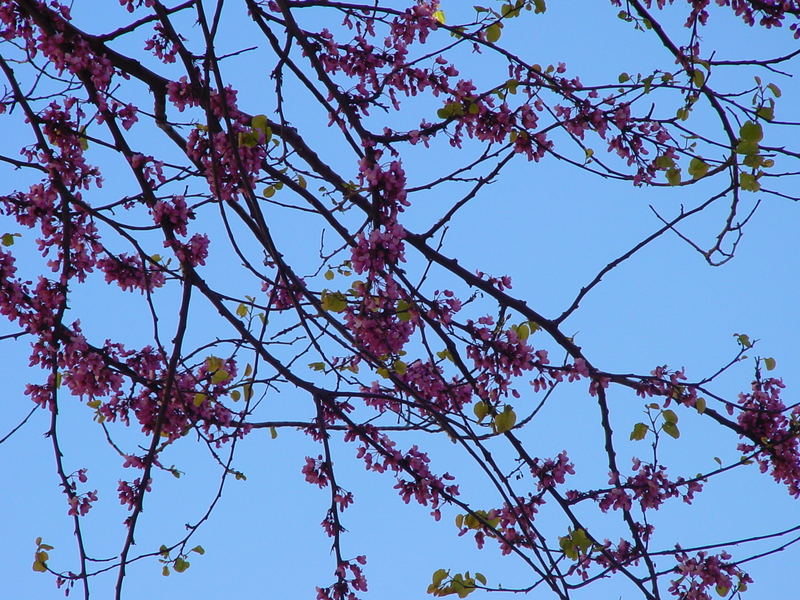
[97,253,165,293]
[736,376,800,497]
[65,469,97,516]
[399,360,473,414]
[598,459,703,512]
[315,556,368,600]
[351,429,458,520]
[530,451,575,491]
[152,196,193,236]
[668,549,752,600]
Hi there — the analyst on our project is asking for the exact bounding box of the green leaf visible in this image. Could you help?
[270,426,278,439]
[695,397,706,414]
[251,114,269,131]
[654,154,675,170]
[162,566,170,576]
[739,121,763,143]
[630,422,649,441]
[666,168,681,186]
[642,75,654,94]
[736,333,752,348]
[739,172,761,192]
[263,186,276,198]
[764,357,776,371]
[432,568,449,587]
[486,23,502,43]
[193,393,206,407]
[2,232,17,246]
[692,69,705,87]
[559,536,578,560]
[767,83,782,98]
[662,422,680,439]
[436,349,453,362]
[211,369,229,384]
[321,291,348,313]
[473,400,489,421]
[393,360,407,375]
[735,139,759,156]
[173,557,190,573]
[757,105,774,121]
[324,270,335,281]
[516,323,530,341]
[396,299,412,322]
[688,157,709,179]
[494,405,516,433]
[236,303,248,318]
[238,131,259,147]
[191,545,205,555]
[618,72,630,84]
[572,528,591,552]
[533,0,546,13]
[32,561,47,573]
[475,573,486,585]
[662,409,679,424]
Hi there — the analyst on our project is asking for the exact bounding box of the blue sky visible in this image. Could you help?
[1,1,799,598]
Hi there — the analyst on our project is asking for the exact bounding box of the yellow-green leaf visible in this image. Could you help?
[486,23,502,43]
[757,105,774,121]
[662,422,680,439]
[767,83,781,98]
[739,121,763,143]
[433,9,446,24]
[211,369,229,384]
[662,409,679,424]
[688,157,709,179]
[432,568,449,587]
[173,557,190,573]
[739,172,761,192]
[666,168,681,186]
[695,397,707,414]
[494,405,516,433]
[236,303,248,318]
[321,291,348,313]
[630,422,648,441]
[764,357,776,371]
[473,400,489,421]
[251,114,269,132]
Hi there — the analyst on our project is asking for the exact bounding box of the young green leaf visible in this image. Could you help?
[630,422,649,441]
[688,157,709,179]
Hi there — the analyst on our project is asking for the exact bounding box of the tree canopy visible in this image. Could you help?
[1,1,799,599]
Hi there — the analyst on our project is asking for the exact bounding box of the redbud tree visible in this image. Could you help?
[1,1,799,599]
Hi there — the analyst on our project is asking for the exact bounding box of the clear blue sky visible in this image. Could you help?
[1,1,798,598]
